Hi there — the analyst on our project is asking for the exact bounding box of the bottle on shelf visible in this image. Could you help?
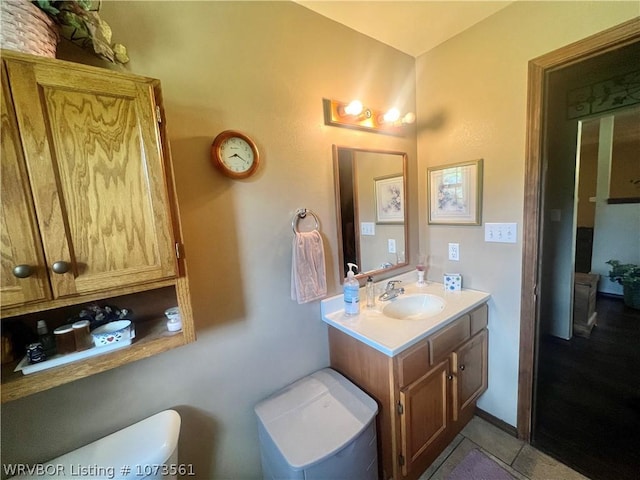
[36,320,56,358]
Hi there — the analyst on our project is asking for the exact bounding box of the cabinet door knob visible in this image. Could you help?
[447,374,453,381]
[51,261,70,274]
[460,365,466,371]
[13,264,34,278]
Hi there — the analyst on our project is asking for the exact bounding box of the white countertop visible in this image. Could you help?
[321,271,490,357]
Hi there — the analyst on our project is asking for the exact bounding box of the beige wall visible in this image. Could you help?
[0,2,416,479]
[416,1,639,425]
[2,1,638,478]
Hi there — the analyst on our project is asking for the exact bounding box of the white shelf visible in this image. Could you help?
[14,339,132,375]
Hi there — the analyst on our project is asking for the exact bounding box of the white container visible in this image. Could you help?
[444,273,462,291]
[8,410,181,479]
[255,368,378,480]
[164,307,182,332]
[91,320,132,346]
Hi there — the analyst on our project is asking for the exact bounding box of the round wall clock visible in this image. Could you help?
[211,130,260,179]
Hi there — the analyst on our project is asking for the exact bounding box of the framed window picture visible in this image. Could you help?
[375,174,404,224]
[428,159,483,225]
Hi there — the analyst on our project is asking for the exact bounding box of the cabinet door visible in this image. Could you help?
[0,64,51,307]
[399,359,450,477]
[6,59,177,298]
[451,330,488,422]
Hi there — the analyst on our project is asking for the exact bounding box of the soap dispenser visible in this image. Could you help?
[344,263,360,316]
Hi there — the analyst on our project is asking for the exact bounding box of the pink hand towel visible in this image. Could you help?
[291,230,327,304]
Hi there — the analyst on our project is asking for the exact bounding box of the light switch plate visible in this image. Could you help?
[485,223,517,243]
[388,239,396,254]
[361,222,375,236]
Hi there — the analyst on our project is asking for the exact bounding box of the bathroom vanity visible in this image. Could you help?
[321,275,489,480]
[0,50,195,402]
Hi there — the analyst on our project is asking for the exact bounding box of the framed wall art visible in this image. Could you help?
[375,174,404,224]
[428,159,483,225]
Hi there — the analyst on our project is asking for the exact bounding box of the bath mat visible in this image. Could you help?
[446,448,516,480]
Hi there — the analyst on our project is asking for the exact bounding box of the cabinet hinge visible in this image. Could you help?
[398,455,405,467]
[175,242,184,259]
[396,402,404,415]
[156,105,162,124]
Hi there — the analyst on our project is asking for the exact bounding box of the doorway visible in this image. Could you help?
[538,42,640,342]
[517,17,640,480]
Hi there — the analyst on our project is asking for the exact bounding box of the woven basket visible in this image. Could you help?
[1,0,59,58]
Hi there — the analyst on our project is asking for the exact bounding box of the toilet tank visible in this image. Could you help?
[9,409,181,480]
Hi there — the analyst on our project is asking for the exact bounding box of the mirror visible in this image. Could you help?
[333,145,408,280]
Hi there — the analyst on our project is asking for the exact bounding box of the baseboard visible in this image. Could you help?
[475,407,518,438]
[597,291,623,300]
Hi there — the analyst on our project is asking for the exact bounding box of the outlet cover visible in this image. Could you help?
[448,243,460,261]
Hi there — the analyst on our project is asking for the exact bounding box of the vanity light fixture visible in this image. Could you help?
[323,98,414,136]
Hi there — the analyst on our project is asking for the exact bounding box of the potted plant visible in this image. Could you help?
[34,0,129,64]
[606,260,640,309]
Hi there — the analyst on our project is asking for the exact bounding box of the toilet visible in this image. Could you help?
[9,410,181,480]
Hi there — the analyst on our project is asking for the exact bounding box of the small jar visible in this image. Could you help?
[72,320,93,351]
[53,325,76,354]
[164,307,182,332]
[26,343,46,364]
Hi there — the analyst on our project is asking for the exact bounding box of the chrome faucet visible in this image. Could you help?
[379,280,405,301]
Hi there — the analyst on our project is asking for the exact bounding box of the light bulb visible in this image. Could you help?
[383,108,400,123]
[344,100,363,116]
[402,112,416,124]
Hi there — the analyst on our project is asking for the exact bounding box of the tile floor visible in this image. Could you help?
[418,416,590,480]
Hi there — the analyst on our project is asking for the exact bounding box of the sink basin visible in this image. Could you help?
[382,294,445,320]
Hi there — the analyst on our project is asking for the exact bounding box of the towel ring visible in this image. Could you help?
[292,208,320,234]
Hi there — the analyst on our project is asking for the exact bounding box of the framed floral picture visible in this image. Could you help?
[375,174,404,224]
[428,159,483,225]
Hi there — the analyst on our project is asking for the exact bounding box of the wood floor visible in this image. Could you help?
[533,295,640,480]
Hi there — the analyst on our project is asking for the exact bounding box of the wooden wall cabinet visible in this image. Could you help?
[0,51,195,403]
[329,303,488,480]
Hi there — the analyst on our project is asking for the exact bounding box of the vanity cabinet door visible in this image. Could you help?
[4,58,177,299]
[398,359,450,477]
[0,65,51,307]
[451,330,488,423]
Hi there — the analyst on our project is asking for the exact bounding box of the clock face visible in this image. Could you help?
[211,130,260,179]
[220,137,254,173]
